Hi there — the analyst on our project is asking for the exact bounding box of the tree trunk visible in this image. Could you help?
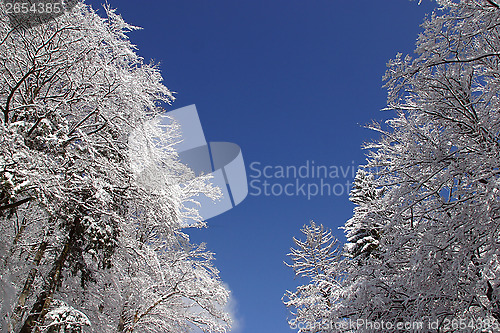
[18,219,78,333]
[10,241,47,331]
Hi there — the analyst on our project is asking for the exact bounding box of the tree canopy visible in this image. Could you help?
[285,1,500,331]
[0,2,230,332]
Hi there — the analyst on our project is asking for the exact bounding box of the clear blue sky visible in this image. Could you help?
[84,1,436,332]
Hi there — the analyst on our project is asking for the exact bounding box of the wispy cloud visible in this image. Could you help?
[224,283,243,333]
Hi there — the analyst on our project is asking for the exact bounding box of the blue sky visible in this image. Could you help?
[85,1,436,332]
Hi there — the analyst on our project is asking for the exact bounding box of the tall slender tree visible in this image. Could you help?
[283,222,347,332]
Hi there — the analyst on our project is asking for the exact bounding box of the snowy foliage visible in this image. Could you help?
[0,2,230,332]
[283,222,347,332]
[42,300,91,333]
[343,169,386,259]
[286,0,500,331]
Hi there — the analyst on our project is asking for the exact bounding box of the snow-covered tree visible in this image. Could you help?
[343,169,386,259]
[286,0,500,331]
[0,2,230,332]
[283,222,347,333]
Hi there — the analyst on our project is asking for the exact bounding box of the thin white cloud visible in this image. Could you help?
[223,282,243,333]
